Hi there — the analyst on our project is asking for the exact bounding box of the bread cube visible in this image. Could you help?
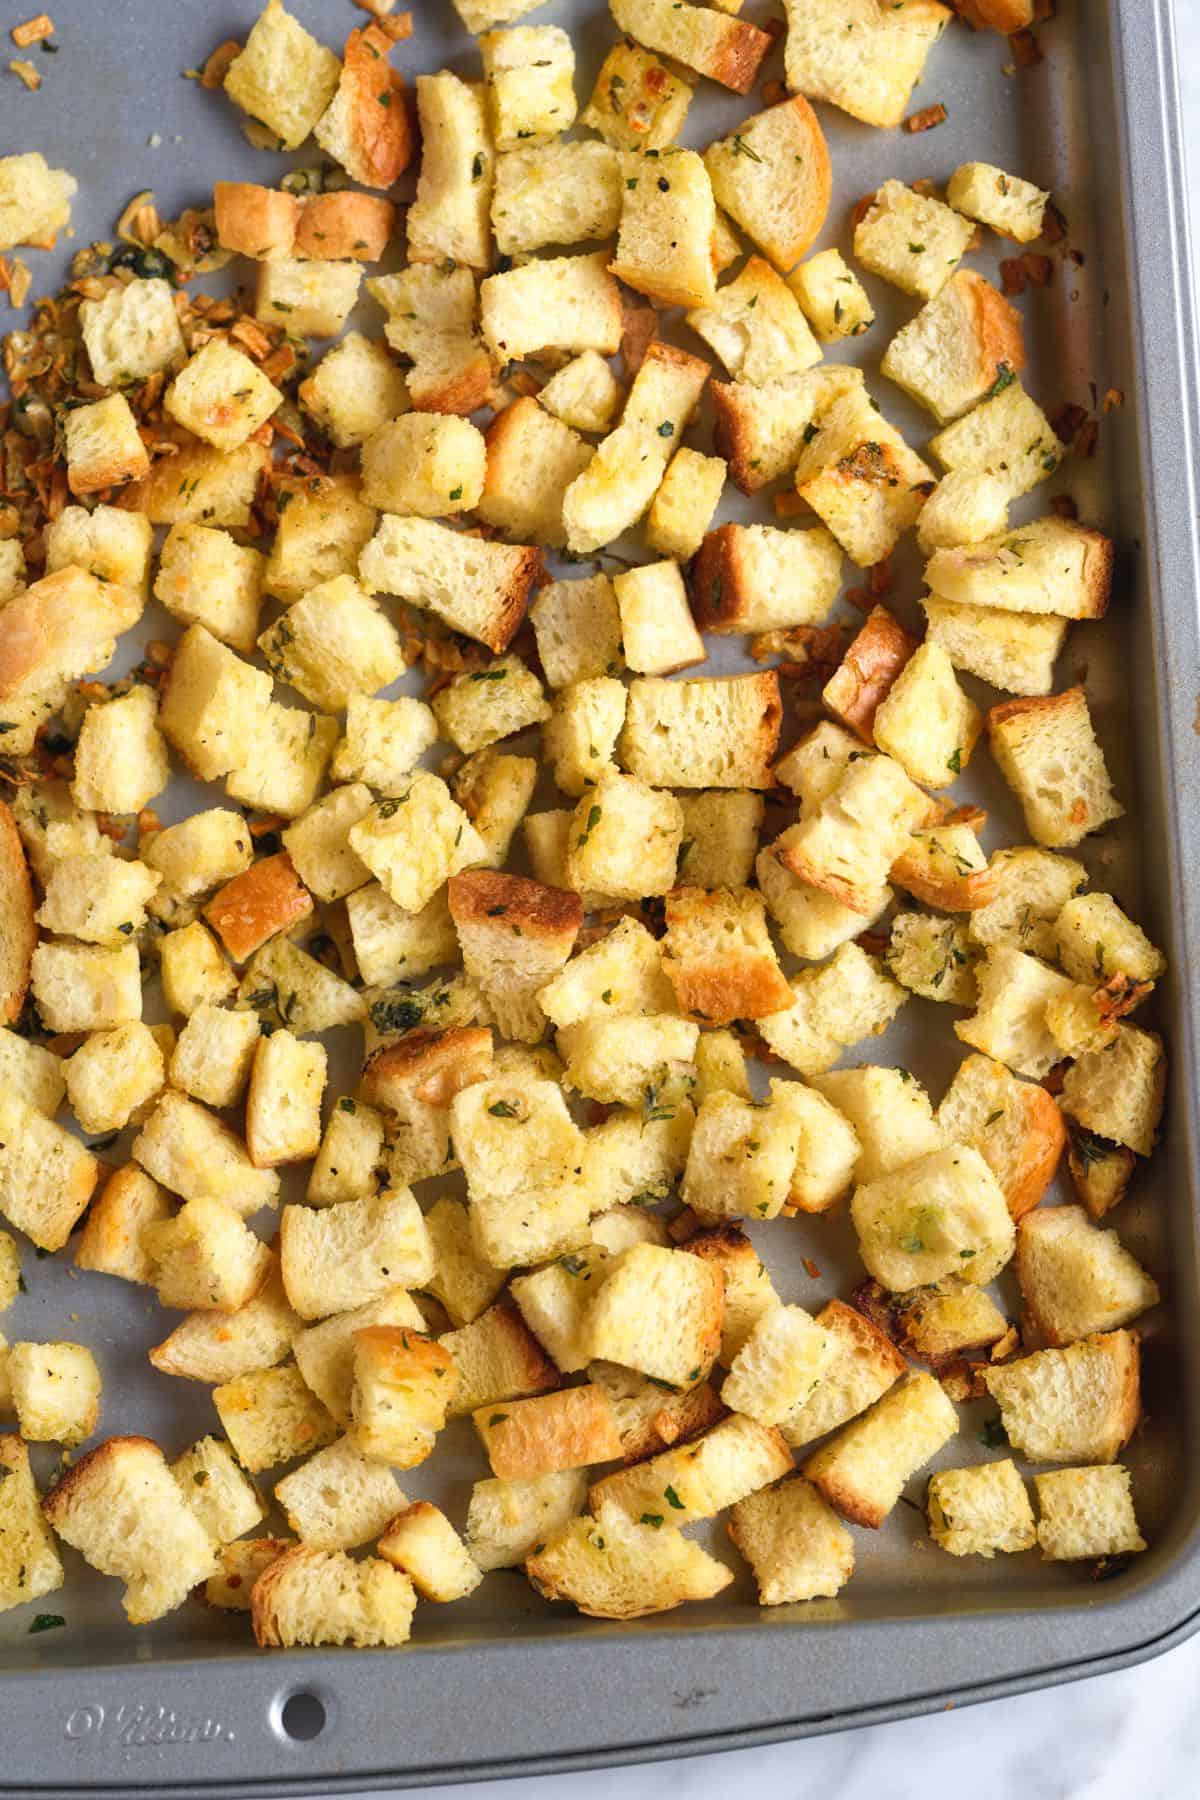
[329,696,435,798]
[164,339,281,453]
[968,845,1087,959]
[146,1251,298,1383]
[492,143,619,265]
[0,151,76,251]
[643,449,725,563]
[676,1227,775,1368]
[154,524,265,655]
[531,577,622,694]
[871,642,982,789]
[526,1500,732,1618]
[508,1248,611,1375]
[928,1460,1036,1558]
[1060,1024,1165,1158]
[71,684,168,817]
[672,792,762,891]
[1034,1466,1145,1561]
[223,0,341,150]
[480,24,576,150]
[290,186,402,260]
[422,1196,507,1329]
[36,851,159,946]
[198,852,311,971]
[613,561,705,678]
[244,1030,326,1169]
[564,770,683,902]
[348,774,486,915]
[278,790,370,910]
[789,248,874,342]
[537,349,624,435]
[362,1022,492,1186]
[780,1299,906,1450]
[224,699,337,820]
[377,1501,482,1602]
[882,271,1025,426]
[721,1307,832,1428]
[581,40,692,150]
[212,1360,337,1474]
[851,1142,1015,1291]
[0,1029,64,1117]
[289,1292,421,1428]
[704,96,830,271]
[0,1436,63,1613]
[205,1537,293,1611]
[73,1165,169,1287]
[370,262,497,416]
[537,915,673,1031]
[804,1369,957,1529]
[794,385,935,566]
[0,1090,99,1251]
[213,179,299,259]
[63,394,150,495]
[43,1437,216,1622]
[1056,893,1166,987]
[298,333,407,449]
[440,1299,560,1418]
[481,250,623,363]
[687,258,820,389]
[359,514,540,654]
[45,504,153,603]
[854,179,976,301]
[0,567,138,705]
[988,689,1123,849]
[250,1544,415,1648]
[478,400,594,551]
[239,934,364,1037]
[430,656,550,759]
[886,913,975,1006]
[589,1411,792,1529]
[10,781,110,890]
[757,943,906,1077]
[9,1340,100,1445]
[810,1067,941,1187]
[620,670,781,791]
[782,0,951,128]
[30,940,141,1033]
[610,148,716,309]
[983,1331,1140,1465]
[474,1383,622,1479]
[581,1242,721,1390]
[891,1279,1008,1363]
[679,1084,801,1223]
[256,257,361,337]
[610,0,770,94]
[558,1015,697,1116]
[361,413,485,518]
[661,886,789,1024]
[407,72,493,272]
[265,473,377,604]
[259,575,406,715]
[117,440,268,529]
[449,1074,582,1204]
[917,472,1013,556]
[541,677,626,798]
[690,523,842,639]
[350,1325,454,1467]
[691,1035,750,1110]
[280,1188,433,1321]
[303,1098,383,1210]
[168,1003,259,1110]
[948,162,1048,243]
[936,1051,1064,1221]
[63,1022,163,1135]
[343,883,454,990]
[133,1087,279,1217]
[926,516,1113,619]
[712,364,863,494]
[953,943,1073,1080]
[159,626,272,783]
[756,846,887,964]
[728,1476,854,1604]
[929,379,1062,499]
[1016,1204,1158,1347]
[144,1194,271,1314]
[774,752,933,912]
[170,1435,265,1546]
[313,12,413,183]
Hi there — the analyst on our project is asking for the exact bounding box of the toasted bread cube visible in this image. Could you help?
[0,1435,63,1613]
[73,1165,169,1287]
[481,250,623,364]
[812,1067,942,1185]
[854,178,975,301]
[728,1476,854,1603]
[922,594,1065,697]
[704,97,830,271]
[820,604,916,745]
[344,883,457,989]
[984,1331,1140,1465]
[780,1299,906,1450]
[537,349,624,435]
[804,1369,956,1529]
[936,1053,1065,1220]
[988,689,1123,849]
[563,770,683,902]
[203,852,313,968]
[62,393,149,497]
[0,1090,99,1251]
[529,575,622,692]
[159,625,272,783]
[407,72,492,272]
[281,788,372,908]
[610,149,716,309]
[952,943,1073,1081]
[256,258,362,337]
[789,248,874,342]
[45,504,153,605]
[330,697,437,799]
[613,561,705,678]
[423,1196,506,1329]
[213,1360,338,1473]
[510,1248,611,1375]
[432,655,550,757]
[465,1469,588,1572]
[1017,1204,1158,1347]
[63,1022,163,1134]
[370,262,497,416]
[585,1357,719,1459]
[348,774,486,914]
[692,1035,751,1108]
[589,1411,792,1527]
[298,333,408,451]
[361,1018,491,1183]
[71,685,167,817]
[916,472,1012,555]
[480,24,576,150]
[620,671,781,790]
[212,179,299,259]
[36,852,159,946]
[1061,1024,1165,1158]
[474,1383,622,1478]
[542,677,626,798]
[681,1085,805,1223]
[153,523,265,656]
[871,643,982,789]
[154,874,244,976]
[1068,1133,1137,1221]
[851,1143,1016,1291]
[43,1436,216,1622]
[756,845,888,963]
[30,941,141,1033]
[359,514,540,654]
[1056,893,1165,987]
[794,386,935,567]
[144,1194,271,1314]
[712,364,863,494]
[1034,1465,1145,1561]
[165,339,282,453]
[757,944,905,1076]
[376,1501,481,1602]
[251,1543,415,1648]
[168,1436,264,1545]
[690,523,842,637]
[721,1307,832,1427]
[206,1536,293,1611]
[304,1099,383,1210]
[478,400,594,551]
[0,567,137,704]
[11,781,112,889]
[223,0,340,149]
[881,272,1025,426]
[527,1498,731,1618]
[538,916,674,1031]
[0,150,75,252]
[610,0,770,94]
[680,1226,777,1365]
[887,913,977,1006]
[929,379,1062,499]
[774,753,933,911]
[449,867,580,1032]
[890,1278,1008,1362]
[260,575,406,714]
[927,1459,1035,1558]
[118,440,268,528]
[584,1244,722,1389]
[313,19,412,187]
[674,792,763,891]
[349,1327,453,1466]
[239,932,365,1036]
[280,1189,432,1322]
[0,539,25,605]
[147,1253,298,1384]
[581,39,692,149]
[644,449,726,563]
[8,1340,99,1447]
[247,1028,325,1167]
[491,140,621,258]
[926,516,1113,620]
[559,1015,699,1114]
[265,473,377,604]
[661,886,789,1023]
[275,1432,401,1548]
[783,0,950,128]
[361,413,485,520]
[77,272,183,390]
[133,1089,280,1216]
[440,1299,560,1418]
[450,1074,582,1199]
[290,1291,423,1427]
[948,162,1048,243]
[0,1029,64,1117]
[294,185,397,262]
[968,846,1087,959]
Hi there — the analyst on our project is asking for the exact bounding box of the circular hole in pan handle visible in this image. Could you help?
[278,1691,328,1742]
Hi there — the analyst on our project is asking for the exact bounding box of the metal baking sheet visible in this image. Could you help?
[2,0,1199,1792]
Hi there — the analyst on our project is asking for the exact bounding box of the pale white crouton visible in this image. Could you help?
[492,141,621,258]
[465,1468,588,1572]
[581,38,691,148]
[171,1436,265,1545]
[690,523,842,636]
[145,1194,272,1314]
[8,1341,100,1446]
[609,0,770,95]
[377,1501,482,1602]
[1060,1025,1165,1158]
[168,1003,259,1111]
[804,1370,957,1529]
[44,504,153,601]
[133,1089,280,1217]
[280,1189,433,1322]
[674,793,763,892]
[0,151,76,252]
[537,349,624,435]
[0,1435,63,1612]
[251,1544,415,1649]
[361,413,485,519]
[478,399,593,551]
[526,1500,732,1617]
[851,1143,1016,1291]
[983,1331,1140,1465]
[610,149,717,310]
[407,72,493,271]
[1017,1204,1158,1346]
[344,883,458,989]
[440,1300,560,1419]
[968,846,1087,959]
[854,178,976,301]
[871,643,982,789]
[359,514,540,654]
[43,1437,216,1622]
[281,788,372,908]
[481,250,623,364]
[36,852,159,946]
[881,271,1025,426]
[1034,1466,1145,1561]
[264,473,377,604]
[589,1412,793,1528]
[370,262,497,417]
[64,1022,164,1135]
[789,248,874,342]
[927,1460,1036,1558]
[620,671,781,790]
[530,574,623,690]
[988,688,1123,849]
[70,685,167,817]
[936,1052,1066,1220]
[256,258,362,337]
[646,449,727,562]
[538,916,674,1030]
[563,770,683,902]
[929,379,1062,499]
[559,1014,698,1113]
[432,656,550,755]
[756,944,906,1077]
[613,561,705,678]
[812,1066,943,1184]
[298,333,408,452]
[259,574,406,713]
[583,1244,722,1389]
[275,1436,404,1550]
[793,385,935,566]
[780,1299,906,1450]
[214,1358,339,1473]
[30,941,142,1033]
[925,517,1114,619]
[721,1307,831,1427]
[542,676,627,797]
[948,162,1048,243]
[223,0,340,149]
[154,523,265,656]
[331,694,438,796]
[348,773,486,915]
[922,596,1066,697]
[704,97,830,271]
[954,945,1073,1080]
[782,0,951,129]
[158,625,272,784]
[480,24,576,150]
[0,1090,99,1251]
[63,394,150,496]
[450,1075,582,1202]
[916,472,1012,555]
[424,1196,507,1328]
[728,1476,855,1604]
[0,1028,64,1117]
[224,699,337,820]
[164,339,282,452]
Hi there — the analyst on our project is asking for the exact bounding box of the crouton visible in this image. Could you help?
[0,1435,63,1613]
[376,1501,482,1602]
[481,250,623,365]
[304,1100,384,1211]
[292,1291,425,1425]
[0,566,138,704]
[347,774,486,916]
[645,449,726,562]
[361,413,485,519]
[948,161,1048,243]
[854,178,976,301]
[537,349,625,436]
[589,1411,793,1528]
[704,97,830,271]
[223,0,341,150]
[0,1088,99,1251]
[1016,1205,1158,1347]
[226,695,338,819]
[449,867,579,1024]
[673,1228,775,1367]
[359,514,540,654]
[147,1255,299,1384]
[449,1067,580,1192]
[712,365,864,494]
[581,38,691,150]
[674,793,764,892]
[464,1468,587,1572]
[1060,1025,1165,1158]
[64,1022,164,1135]
[778,1299,906,1451]
[132,1090,278,1219]
[406,72,492,271]
[953,944,1073,1079]
[205,1537,293,1611]
[610,0,770,94]
[0,1028,64,1118]
[585,1359,722,1464]
[251,1543,415,1648]
[244,1031,326,1170]
[70,685,168,818]
[581,1102,693,1218]
[164,932,238,1026]
[925,517,1114,619]
[280,790,372,910]
[888,1277,1008,1362]
[660,886,790,1023]
[804,1369,957,1529]
[475,1383,623,1479]
[811,1067,942,1186]
[782,0,951,128]
[1067,1132,1136,1221]
[558,1014,699,1115]
[509,1249,611,1376]
[530,574,623,691]
[0,151,76,252]
[260,575,406,714]
[756,943,906,1076]
[916,472,1013,555]
[280,1188,433,1322]
[582,1242,723,1389]
[480,24,576,150]
[370,262,497,416]
[11,781,112,889]
[344,884,457,990]
[239,934,365,1037]
[988,689,1123,849]
[774,753,933,912]
[538,916,675,1031]
[871,643,982,788]
[158,626,272,784]
[202,853,312,968]
[314,23,413,189]
[433,658,550,761]
[45,503,153,603]
[789,248,874,342]
[298,333,408,451]
[691,524,842,637]
[348,1326,453,1467]
[164,339,282,453]
[542,676,627,797]
[0,678,60,759]
[73,1165,169,1288]
[43,1437,216,1623]
[361,1022,492,1184]
[881,272,1025,425]
[609,149,716,309]
[620,671,781,790]
[478,401,594,552]
[1034,1465,1145,1561]
[527,1498,731,1617]
[29,940,141,1033]
[1052,894,1158,990]
[852,1142,1016,1291]
[721,1307,832,1427]
[36,850,159,946]
[983,1331,1140,1464]
[491,140,621,259]
[887,913,977,1005]
[728,1476,854,1603]
[794,387,935,567]
[213,1360,338,1474]
[8,1341,100,1446]
[256,257,362,337]
[62,393,150,496]
[440,1301,560,1420]
[560,770,682,903]
[171,1436,265,1545]
[967,846,1086,960]
[423,1196,507,1329]
[610,561,704,679]
[922,596,1066,697]
[213,180,300,260]
[265,473,378,604]
[819,605,915,744]
[929,378,1062,499]
[117,439,269,530]
[936,1053,1065,1219]
[152,523,264,656]
[682,1082,816,1223]
[927,1459,1036,1557]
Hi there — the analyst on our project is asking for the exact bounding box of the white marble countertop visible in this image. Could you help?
[326,13,1200,1799]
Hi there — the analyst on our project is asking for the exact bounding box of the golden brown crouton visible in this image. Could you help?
[203,853,313,965]
[474,1383,623,1479]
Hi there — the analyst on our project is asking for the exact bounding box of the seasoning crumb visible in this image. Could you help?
[8,57,42,89]
[903,102,948,134]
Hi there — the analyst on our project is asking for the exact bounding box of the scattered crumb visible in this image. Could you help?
[8,57,42,89]
[903,103,948,134]
[11,13,54,49]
